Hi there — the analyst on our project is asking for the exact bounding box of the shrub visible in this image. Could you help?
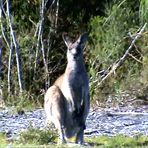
[88,0,148,102]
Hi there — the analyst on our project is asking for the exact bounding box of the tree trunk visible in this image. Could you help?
[0,36,4,106]
[8,40,13,93]
[6,0,23,93]
[0,37,2,80]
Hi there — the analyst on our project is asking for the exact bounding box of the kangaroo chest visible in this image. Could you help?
[65,67,87,89]
[61,67,88,111]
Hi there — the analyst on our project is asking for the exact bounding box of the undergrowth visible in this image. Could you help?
[4,91,43,113]
[17,127,57,145]
[0,128,148,148]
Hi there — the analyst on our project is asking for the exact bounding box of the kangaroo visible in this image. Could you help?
[44,85,80,144]
[44,33,90,144]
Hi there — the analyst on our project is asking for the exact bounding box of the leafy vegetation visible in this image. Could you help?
[0,1,148,147]
[88,0,148,102]
[18,127,57,145]
[0,0,147,107]
[1,129,148,148]
[86,135,148,148]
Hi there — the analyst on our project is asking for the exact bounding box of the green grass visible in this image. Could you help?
[6,91,43,112]
[17,127,57,145]
[85,135,148,148]
[0,133,8,147]
[0,128,148,148]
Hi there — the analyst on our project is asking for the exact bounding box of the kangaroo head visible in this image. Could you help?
[63,33,88,61]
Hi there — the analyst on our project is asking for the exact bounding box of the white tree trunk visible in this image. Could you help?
[0,37,2,79]
[6,0,23,92]
[0,36,4,106]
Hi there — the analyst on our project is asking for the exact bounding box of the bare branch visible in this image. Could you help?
[0,36,3,105]
[54,0,59,33]
[41,36,48,73]
[0,0,13,93]
[128,32,143,57]
[8,39,13,93]
[0,0,10,48]
[128,53,143,64]
[34,0,45,72]
[0,36,2,80]
[34,0,50,89]
[45,0,56,9]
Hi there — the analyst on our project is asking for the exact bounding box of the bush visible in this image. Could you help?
[18,127,57,145]
[88,0,148,102]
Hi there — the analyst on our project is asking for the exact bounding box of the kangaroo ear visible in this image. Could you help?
[77,33,88,47]
[62,33,72,48]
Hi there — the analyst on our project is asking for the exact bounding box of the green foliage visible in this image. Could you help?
[1,133,148,148]
[88,0,148,101]
[1,0,65,106]
[140,33,148,86]
[89,0,139,69]
[18,127,57,145]
[0,133,8,146]
[11,0,40,30]
[86,135,148,148]
[0,0,148,107]
[139,0,148,24]
[5,90,42,112]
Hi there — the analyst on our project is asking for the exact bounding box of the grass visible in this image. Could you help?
[85,135,148,148]
[4,91,43,114]
[17,127,57,145]
[0,128,148,148]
